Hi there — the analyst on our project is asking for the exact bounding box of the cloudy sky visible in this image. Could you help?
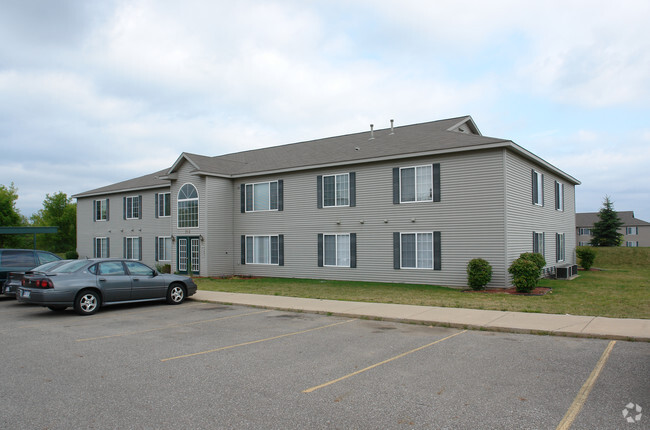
[1,0,649,221]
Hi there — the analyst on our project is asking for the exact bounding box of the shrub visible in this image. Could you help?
[65,250,79,259]
[508,257,541,293]
[519,252,546,271]
[155,263,171,274]
[466,258,492,290]
[576,247,597,270]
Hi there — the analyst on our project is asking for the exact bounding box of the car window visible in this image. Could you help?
[1,250,36,267]
[37,251,61,264]
[51,260,89,273]
[32,260,67,272]
[97,261,126,276]
[124,261,155,276]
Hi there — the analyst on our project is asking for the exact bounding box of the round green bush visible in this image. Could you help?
[467,258,492,290]
[508,258,540,293]
[65,250,79,259]
[519,252,546,271]
[576,247,596,270]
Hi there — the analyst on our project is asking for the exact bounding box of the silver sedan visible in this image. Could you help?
[16,259,197,315]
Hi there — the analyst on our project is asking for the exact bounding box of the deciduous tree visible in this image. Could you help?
[31,192,77,253]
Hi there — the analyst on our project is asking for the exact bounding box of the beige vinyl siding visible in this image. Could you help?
[76,189,171,267]
[233,149,507,288]
[505,150,576,274]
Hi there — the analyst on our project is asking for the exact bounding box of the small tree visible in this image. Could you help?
[508,258,540,293]
[576,247,596,270]
[467,258,492,291]
[590,196,623,247]
[519,252,546,273]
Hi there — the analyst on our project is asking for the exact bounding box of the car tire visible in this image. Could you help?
[166,283,186,305]
[47,305,67,312]
[74,290,100,316]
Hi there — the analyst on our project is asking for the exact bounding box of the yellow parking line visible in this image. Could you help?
[76,309,272,342]
[303,330,467,393]
[161,319,356,362]
[556,340,616,430]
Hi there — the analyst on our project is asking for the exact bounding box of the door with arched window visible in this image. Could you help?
[176,183,200,275]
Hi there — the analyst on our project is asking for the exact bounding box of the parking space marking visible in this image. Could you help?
[161,319,356,362]
[76,309,273,342]
[303,330,467,393]
[556,340,616,430]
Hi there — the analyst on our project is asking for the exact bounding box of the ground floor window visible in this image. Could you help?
[156,236,172,261]
[626,241,639,247]
[533,232,545,259]
[245,235,281,265]
[400,232,433,268]
[556,233,565,262]
[124,237,141,260]
[94,237,109,258]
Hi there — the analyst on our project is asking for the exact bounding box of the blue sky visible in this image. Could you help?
[1,0,649,221]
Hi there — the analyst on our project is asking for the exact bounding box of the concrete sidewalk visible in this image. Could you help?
[190,290,650,341]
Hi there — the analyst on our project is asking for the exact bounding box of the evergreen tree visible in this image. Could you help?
[590,196,624,247]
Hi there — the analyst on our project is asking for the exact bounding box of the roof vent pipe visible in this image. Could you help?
[390,119,394,134]
[369,124,375,140]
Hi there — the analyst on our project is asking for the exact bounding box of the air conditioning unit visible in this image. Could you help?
[556,264,578,279]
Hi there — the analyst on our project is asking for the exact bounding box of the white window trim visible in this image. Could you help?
[323,233,351,267]
[95,237,108,258]
[400,232,434,269]
[400,165,433,204]
[533,170,543,206]
[626,241,638,247]
[125,236,140,261]
[177,183,199,229]
[322,173,350,208]
[158,192,171,218]
[533,231,545,259]
[245,235,280,265]
[157,236,172,262]
[555,181,564,211]
[125,196,139,220]
[626,227,638,235]
[556,233,566,262]
[245,181,279,212]
[95,199,108,222]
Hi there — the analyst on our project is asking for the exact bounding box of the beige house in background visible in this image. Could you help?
[576,211,650,247]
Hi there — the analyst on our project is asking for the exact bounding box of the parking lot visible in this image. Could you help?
[1,297,647,429]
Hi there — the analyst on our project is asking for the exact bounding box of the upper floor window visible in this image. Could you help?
[156,192,171,218]
[243,181,283,212]
[178,184,198,228]
[532,170,544,206]
[393,164,440,204]
[324,174,348,207]
[555,181,564,211]
[124,196,141,219]
[626,227,638,235]
[94,199,108,221]
[578,228,592,236]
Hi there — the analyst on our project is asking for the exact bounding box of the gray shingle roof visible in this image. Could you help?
[576,212,650,227]
[73,169,169,198]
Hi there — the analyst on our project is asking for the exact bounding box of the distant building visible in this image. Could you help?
[576,212,650,247]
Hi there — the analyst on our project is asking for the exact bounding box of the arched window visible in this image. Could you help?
[177,183,199,228]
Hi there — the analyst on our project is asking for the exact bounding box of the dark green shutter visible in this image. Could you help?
[531,170,537,204]
[123,197,126,219]
[106,238,110,258]
[155,237,159,261]
[541,174,545,206]
[433,231,441,270]
[393,232,400,269]
[350,233,357,268]
[240,184,246,213]
[92,200,96,222]
[138,237,142,260]
[278,234,284,266]
[393,168,400,204]
[432,163,440,202]
[317,176,323,209]
[241,235,246,264]
[123,237,126,258]
[106,199,109,221]
[278,180,284,211]
[155,193,159,218]
[317,234,323,267]
[138,195,143,219]
[349,172,356,207]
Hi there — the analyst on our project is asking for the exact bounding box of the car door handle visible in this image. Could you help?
[133,278,140,282]
[99,278,106,282]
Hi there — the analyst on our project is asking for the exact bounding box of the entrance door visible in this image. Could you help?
[177,236,200,275]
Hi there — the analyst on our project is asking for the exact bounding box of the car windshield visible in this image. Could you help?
[49,260,89,273]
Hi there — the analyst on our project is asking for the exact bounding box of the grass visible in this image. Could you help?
[195,247,649,319]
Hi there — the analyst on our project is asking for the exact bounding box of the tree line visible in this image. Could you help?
[0,183,76,254]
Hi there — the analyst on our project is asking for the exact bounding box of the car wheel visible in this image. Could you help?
[74,290,100,316]
[166,284,185,305]
[47,305,67,312]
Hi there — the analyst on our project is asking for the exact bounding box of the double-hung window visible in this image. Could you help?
[626,227,638,235]
[243,181,282,212]
[400,233,433,268]
[124,196,141,219]
[324,234,350,267]
[533,232,545,258]
[156,192,171,218]
[156,236,172,261]
[244,235,281,265]
[400,165,432,203]
[124,237,141,260]
[626,241,639,247]
[532,170,544,206]
[555,181,564,211]
[578,228,591,236]
[94,237,109,258]
[323,174,349,207]
[94,199,108,221]
[556,233,565,262]
[178,184,199,228]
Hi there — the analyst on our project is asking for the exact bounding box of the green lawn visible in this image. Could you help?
[195,248,650,319]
